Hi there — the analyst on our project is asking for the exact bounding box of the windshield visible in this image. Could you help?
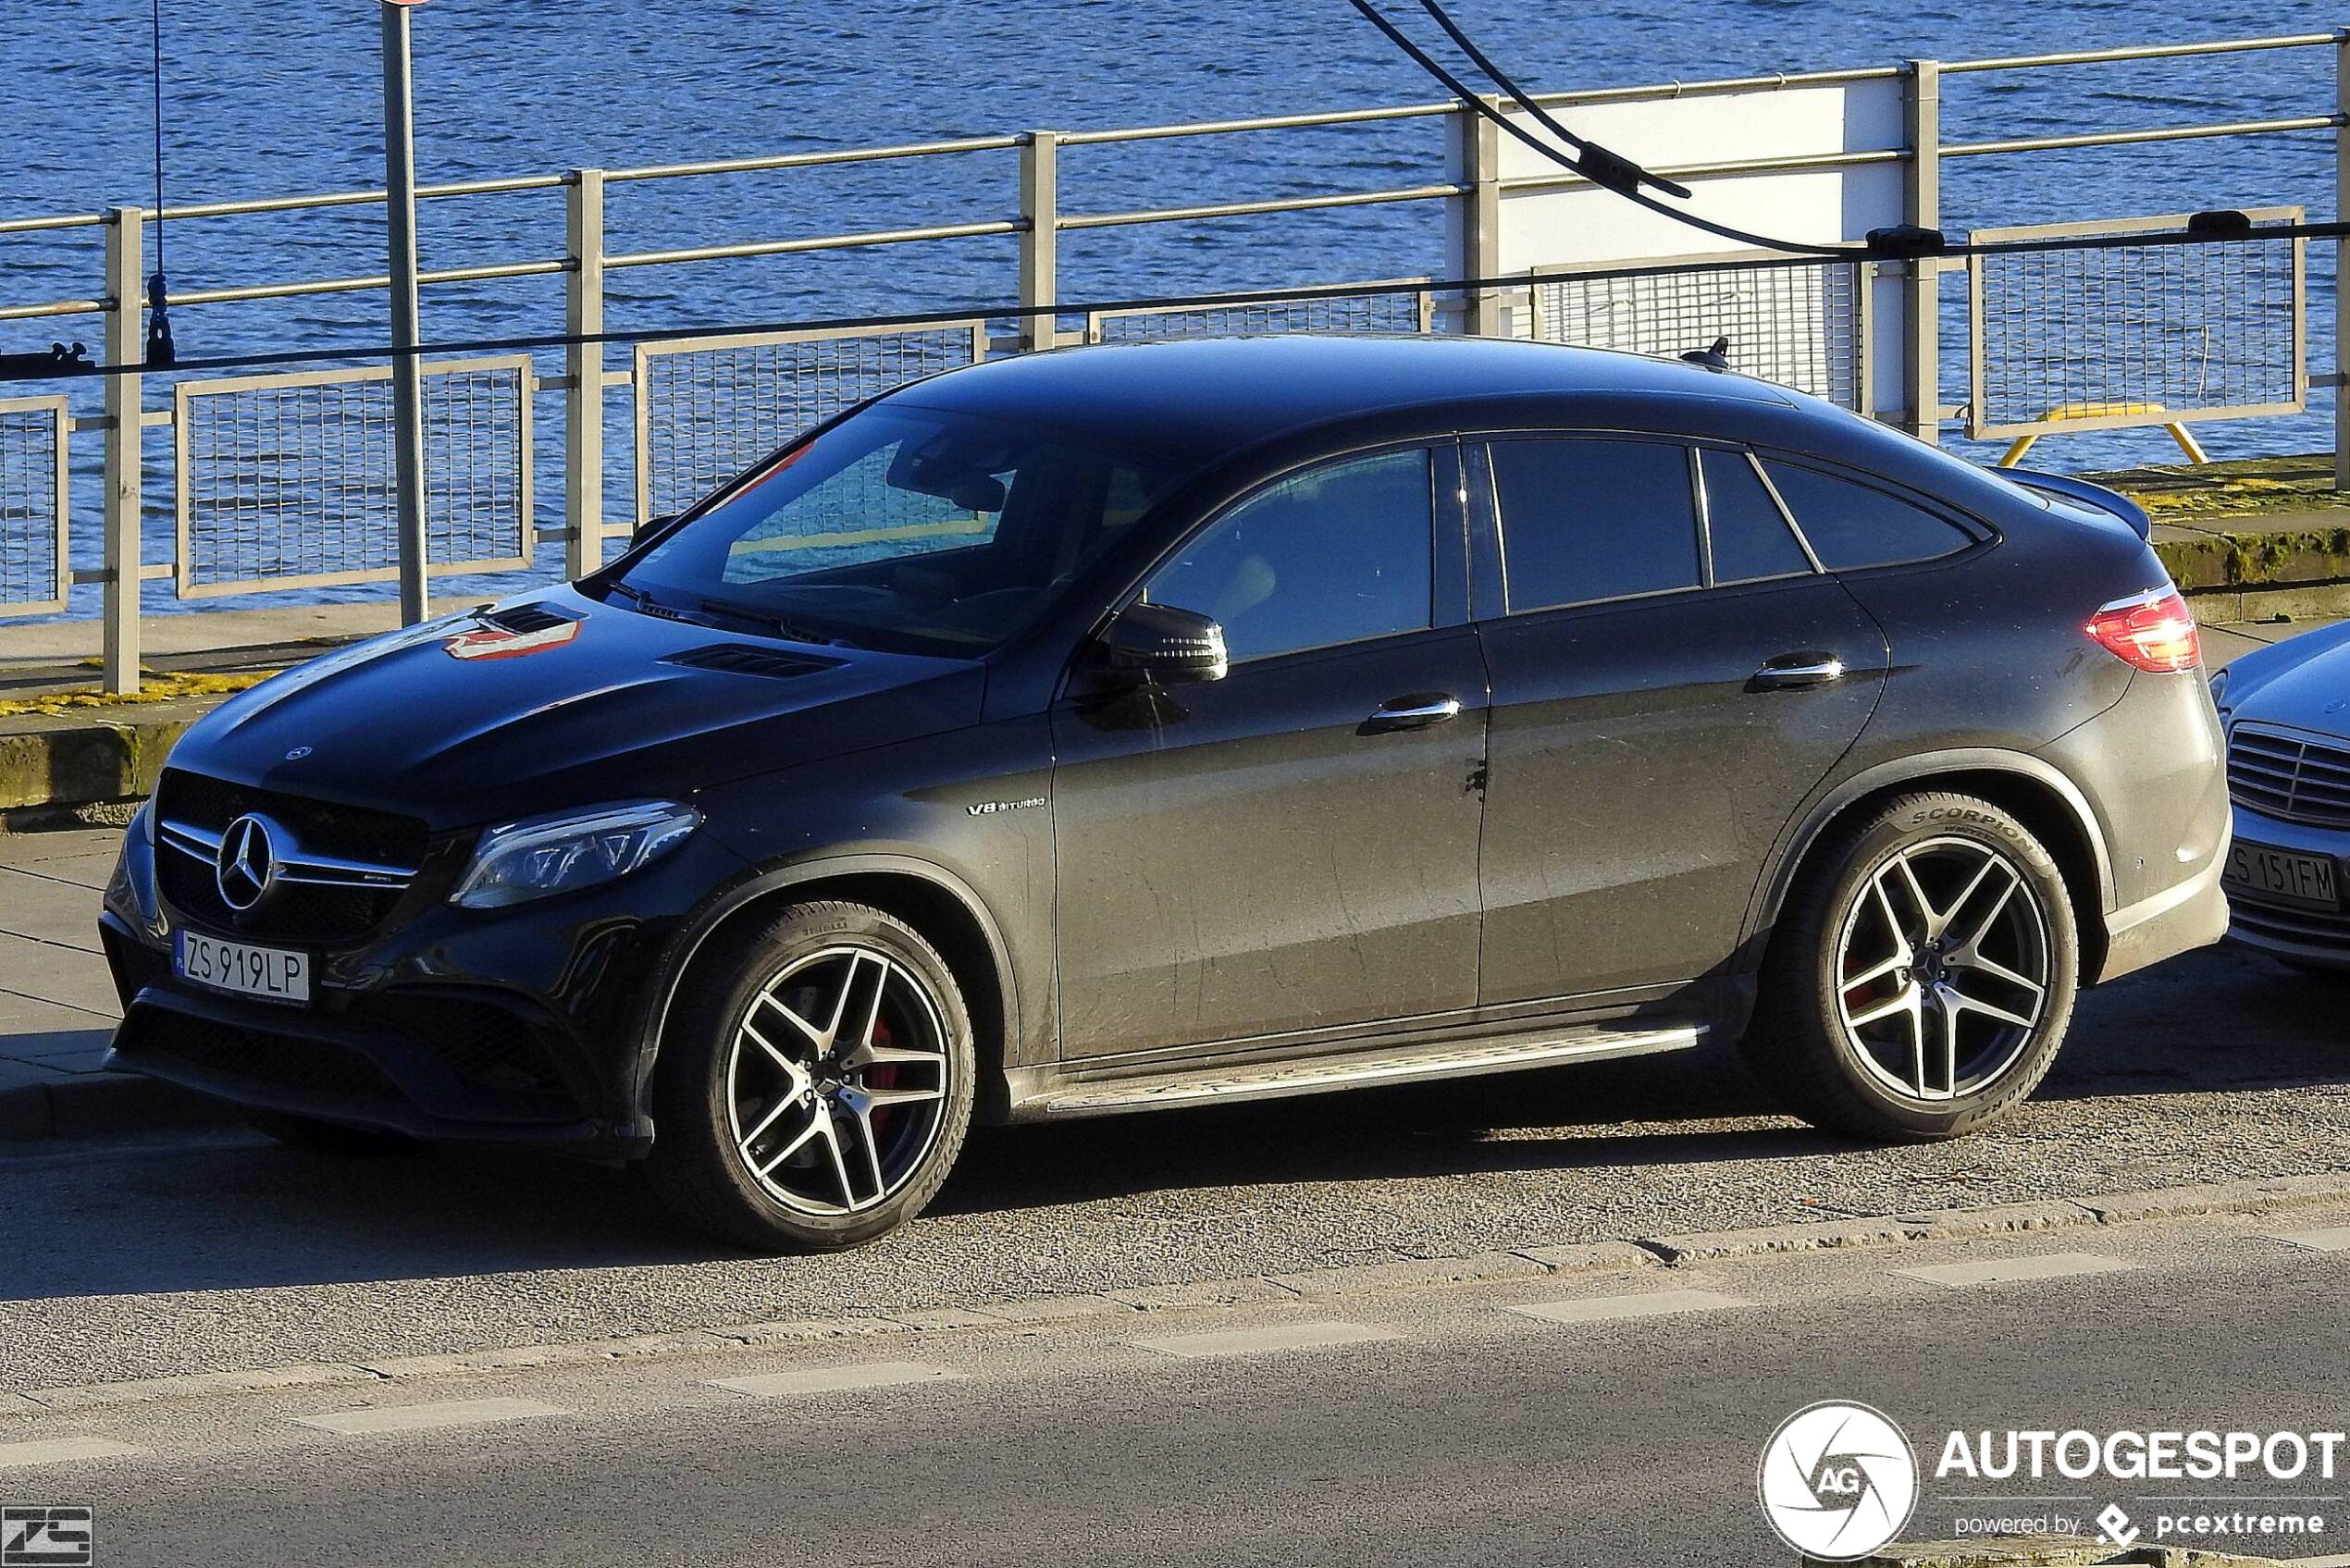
[605,403,1185,656]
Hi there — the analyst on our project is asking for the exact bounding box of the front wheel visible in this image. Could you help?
[1744,792,2080,1140]
[645,901,976,1252]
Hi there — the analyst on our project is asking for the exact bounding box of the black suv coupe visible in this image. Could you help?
[101,336,2231,1249]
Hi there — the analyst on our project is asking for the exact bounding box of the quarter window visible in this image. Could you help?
[1490,438,1701,612]
[1142,448,1433,662]
[1760,459,1973,571]
[1701,449,1814,583]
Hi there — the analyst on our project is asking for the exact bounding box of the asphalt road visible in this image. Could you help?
[0,937,2345,1392]
[8,1215,2349,1567]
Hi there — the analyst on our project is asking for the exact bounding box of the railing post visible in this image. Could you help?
[383,0,429,623]
[2335,35,2347,491]
[1902,58,1943,443]
[1018,130,1059,352]
[101,205,143,697]
[565,167,606,574]
[1466,105,1505,336]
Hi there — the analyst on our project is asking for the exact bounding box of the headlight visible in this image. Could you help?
[2208,664,2231,715]
[451,800,700,909]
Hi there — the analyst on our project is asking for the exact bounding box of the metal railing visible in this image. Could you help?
[0,30,2344,692]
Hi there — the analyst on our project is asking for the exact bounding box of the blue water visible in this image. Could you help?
[1,0,2343,621]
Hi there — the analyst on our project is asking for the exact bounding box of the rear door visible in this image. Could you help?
[1472,436,1889,1005]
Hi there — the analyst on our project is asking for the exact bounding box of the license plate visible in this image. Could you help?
[174,930,311,1005]
[2224,841,2342,911]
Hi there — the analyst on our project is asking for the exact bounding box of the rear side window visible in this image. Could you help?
[1761,459,1974,572]
[1491,438,1701,611]
[1700,449,1813,583]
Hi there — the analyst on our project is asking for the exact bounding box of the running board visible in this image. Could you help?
[1024,1024,1704,1118]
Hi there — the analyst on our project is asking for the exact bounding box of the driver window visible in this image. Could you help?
[1142,448,1433,662]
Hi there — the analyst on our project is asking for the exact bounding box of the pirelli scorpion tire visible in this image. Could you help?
[645,901,977,1253]
[1743,791,2080,1141]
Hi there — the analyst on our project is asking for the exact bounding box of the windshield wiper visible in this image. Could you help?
[690,594,846,648]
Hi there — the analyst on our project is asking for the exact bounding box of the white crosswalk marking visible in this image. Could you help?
[0,1437,145,1469]
[1131,1320,1399,1360]
[1506,1289,1750,1326]
[1896,1253,2135,1288]
[2270,1227,2350,1253]
[709,1362,962,1398]
[294,1397,568,1436]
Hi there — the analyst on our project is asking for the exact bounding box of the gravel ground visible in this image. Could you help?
[2,940,2344,1391]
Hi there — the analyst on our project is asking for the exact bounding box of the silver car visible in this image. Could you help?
[2214,621,2350,968]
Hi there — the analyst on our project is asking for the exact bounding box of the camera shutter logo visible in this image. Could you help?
[1,1507,93,1568]
[1757,1401,1919,1562]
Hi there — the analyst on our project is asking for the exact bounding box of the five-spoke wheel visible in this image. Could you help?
[647,901,976,1252]
[1745,792,2079,1140]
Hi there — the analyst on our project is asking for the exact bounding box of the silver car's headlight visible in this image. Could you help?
[451,800,700,909]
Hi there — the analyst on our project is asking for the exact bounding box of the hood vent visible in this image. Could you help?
[478,601,578,635]
[662,643,840,680]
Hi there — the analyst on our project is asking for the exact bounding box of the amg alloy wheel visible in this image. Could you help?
[646,901,976,1252]
[1745,792,2080,1140]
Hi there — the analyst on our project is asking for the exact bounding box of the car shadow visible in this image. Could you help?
[0,945,2338,1304]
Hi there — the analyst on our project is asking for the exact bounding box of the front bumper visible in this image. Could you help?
[2220,803,2350,969]
[97,822,745,1156]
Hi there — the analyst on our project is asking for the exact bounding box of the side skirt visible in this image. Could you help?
[1002,1022,1704,1121]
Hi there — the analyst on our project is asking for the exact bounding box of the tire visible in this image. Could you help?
[241,1108,419,1154]
[643,901,977,1253]
[1743,791,2080,1140]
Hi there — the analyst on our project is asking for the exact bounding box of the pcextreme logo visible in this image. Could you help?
[1758,1401,1921,1562]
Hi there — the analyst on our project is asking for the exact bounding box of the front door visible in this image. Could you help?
[1050,445,1488,1061]
[1473,437,1888,1004]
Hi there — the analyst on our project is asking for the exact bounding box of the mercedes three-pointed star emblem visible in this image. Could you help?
[215,813,281,912]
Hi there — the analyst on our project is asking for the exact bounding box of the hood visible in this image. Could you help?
[166,588,986,831]
[2222,619,2350,735]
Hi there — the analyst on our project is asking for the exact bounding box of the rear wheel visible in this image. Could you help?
[645,901,975,1252]
[1745,792,2079,1139]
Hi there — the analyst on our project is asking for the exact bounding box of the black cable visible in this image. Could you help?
[1345,0,1870,259]
[143,0,177,367]
[1411,0,1689,200]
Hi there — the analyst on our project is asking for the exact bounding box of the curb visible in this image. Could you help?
[6,1171,2348,1414]
[0,1070,228,1142]
[0,701,214,816]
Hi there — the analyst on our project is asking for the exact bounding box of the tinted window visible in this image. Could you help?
[1144,448,1432,662]
[1491,439,1701,612]
[1701,449,1813,583]
[1761,460,1973,572]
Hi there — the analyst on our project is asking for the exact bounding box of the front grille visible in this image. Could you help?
[2227,723,2350,828]
[154,769,428,942]
[2232,896,2350,957]
[130,1011,402,1104]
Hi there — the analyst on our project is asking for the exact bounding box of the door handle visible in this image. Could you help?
[1750,653,1847,691]
[1362,693,1462,734]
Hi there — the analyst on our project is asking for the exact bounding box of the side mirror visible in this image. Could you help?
[632,512,678,547]
[1091,601,1229,686]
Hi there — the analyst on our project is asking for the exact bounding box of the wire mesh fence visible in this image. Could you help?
[173,358,534,597]
[1525,253,1869,411]
[0,396,68,617]
[1966,209,2306,439]
[1083,280,1436,343]
[633,323,989,525]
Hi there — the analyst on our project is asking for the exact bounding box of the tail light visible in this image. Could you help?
[2085,587,2201,673]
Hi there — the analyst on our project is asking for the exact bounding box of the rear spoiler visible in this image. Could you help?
[1995,467,2153,540]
